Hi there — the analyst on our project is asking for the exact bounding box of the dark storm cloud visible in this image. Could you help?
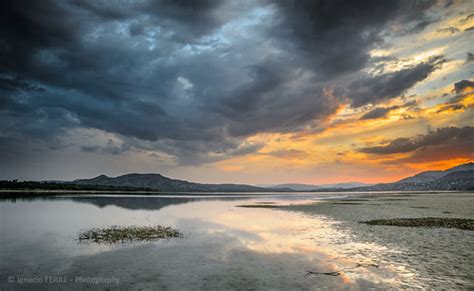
[452,79,474,94]
[150,139,265,165]
[422,79,474,114]
[360,107,397,120]
[0,0,442,165]
[360,137,418,155]
[459,13,474,24]
[436,26,459,34]
[270,0,437,78]
[0,76,45,92]
[359,126,474,155]
[339,56,445,107]
[359,101,417,120]
[70,0,226,42]
[467,52,474,63]
[436,104,466,113]
[212,61,340,137]
[80,139,130,155]
[437,79,474,112]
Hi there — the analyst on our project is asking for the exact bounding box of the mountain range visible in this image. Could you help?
[73,173,292,192]
[265,182,371,191]
[71,162,474,192]
[396,163,474,184]
[351,163,474,191]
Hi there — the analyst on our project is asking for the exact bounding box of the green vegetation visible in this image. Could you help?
[79,225,182,244]
[361,217,474,231]
[0,180,153,191]
[236,204,282,208]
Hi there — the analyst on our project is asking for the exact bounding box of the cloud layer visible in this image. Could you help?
[1,0,472,181]
[359,126,474,163]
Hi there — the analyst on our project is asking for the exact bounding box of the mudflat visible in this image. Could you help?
[282,192,474,289]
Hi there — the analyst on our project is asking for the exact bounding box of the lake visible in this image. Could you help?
[0,192,472,290]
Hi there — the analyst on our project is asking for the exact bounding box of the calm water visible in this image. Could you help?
[0,193,438,290]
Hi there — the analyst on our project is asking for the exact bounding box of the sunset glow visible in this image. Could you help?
[0,0,473,185]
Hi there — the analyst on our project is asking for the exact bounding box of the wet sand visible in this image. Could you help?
[282,192,474,289]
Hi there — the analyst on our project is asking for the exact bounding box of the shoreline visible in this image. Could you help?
[0,189,468,194]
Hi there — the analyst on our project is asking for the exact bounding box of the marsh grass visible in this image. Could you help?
[79,225,182,244]
[361,217,474,231]
[236,204,282,208]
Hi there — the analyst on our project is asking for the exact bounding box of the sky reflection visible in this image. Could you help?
[0,195,421,289]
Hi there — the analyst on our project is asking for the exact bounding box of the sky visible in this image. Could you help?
[0,0,473,184]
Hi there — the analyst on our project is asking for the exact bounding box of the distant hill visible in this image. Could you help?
[267,183,321,191]
[395,171,446,184]
[352,163,474,191]
[74,173,292,192]
[396,163,474,184]
[268,182,370,191]
[320,182,371,189]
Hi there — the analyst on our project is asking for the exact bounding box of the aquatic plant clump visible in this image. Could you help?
[361,217,474,231]
[79,225,182,244]
[235,204,282,208]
